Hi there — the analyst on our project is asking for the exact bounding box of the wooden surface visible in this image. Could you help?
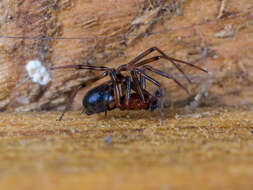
[0,107,253,189]
[0,0,253,111]
[1,1,253,189]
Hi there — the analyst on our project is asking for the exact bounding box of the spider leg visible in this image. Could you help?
[57,75,105,120]
[147,47,207,82]
[135,69,164,126]
[116,48,164,103]
[134,56,162,68]
[109,70,123,109]
[164,56,208,73]
[134,55,207,84]
[133,57,190,94]
[51,64,110,72]
[104,85,110,117]
[125,76,131,107]
[117,47,207,84]
[139,69,146,89]
[142,65,190,95]
[57,83,86,121]
[130,70,145,102]
[134,55,208,85]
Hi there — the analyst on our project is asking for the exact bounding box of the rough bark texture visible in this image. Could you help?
[0,0,253,111]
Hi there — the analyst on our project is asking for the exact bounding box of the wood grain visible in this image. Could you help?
[0,0,253,111]
[0,107,253,189]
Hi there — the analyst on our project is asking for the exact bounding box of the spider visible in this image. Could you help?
[51,47,208,125]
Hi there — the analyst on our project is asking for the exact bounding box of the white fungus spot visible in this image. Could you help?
[25,60,51,85]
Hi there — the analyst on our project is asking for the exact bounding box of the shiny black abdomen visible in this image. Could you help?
[82,83,115,115]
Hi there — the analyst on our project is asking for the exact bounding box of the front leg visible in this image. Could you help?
[58,83,86,121]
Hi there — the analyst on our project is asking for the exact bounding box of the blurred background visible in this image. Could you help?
[0,0,253,111]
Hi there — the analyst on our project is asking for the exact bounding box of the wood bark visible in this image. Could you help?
[0,0,253,111]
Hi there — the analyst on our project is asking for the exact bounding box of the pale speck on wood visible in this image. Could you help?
[25,60,51,85]
[104,135,113,145]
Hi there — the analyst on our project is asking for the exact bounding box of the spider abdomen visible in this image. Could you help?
[82,83,115,115]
